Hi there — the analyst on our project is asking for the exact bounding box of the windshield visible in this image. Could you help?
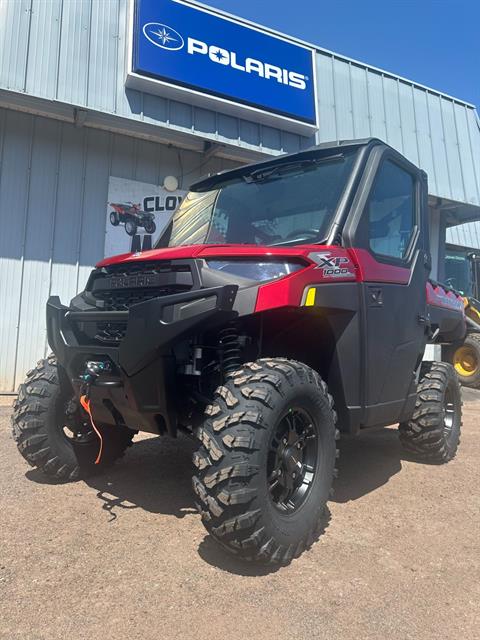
[445,251,473,296]
[162,152,357,248]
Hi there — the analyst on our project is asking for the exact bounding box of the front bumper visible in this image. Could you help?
[47,284,238,434]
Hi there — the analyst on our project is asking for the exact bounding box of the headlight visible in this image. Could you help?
[206,260,306,282]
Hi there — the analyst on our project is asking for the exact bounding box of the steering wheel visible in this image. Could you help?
[251,225,282,243]
[285,228,320,241]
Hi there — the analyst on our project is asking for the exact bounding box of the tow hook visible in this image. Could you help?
[79,360,122,388]
[80,360,112,384]
[78,360,114,465]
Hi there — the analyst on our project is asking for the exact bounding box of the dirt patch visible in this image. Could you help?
[1,393,479,640]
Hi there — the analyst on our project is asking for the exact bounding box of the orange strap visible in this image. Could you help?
[79,395,103,464]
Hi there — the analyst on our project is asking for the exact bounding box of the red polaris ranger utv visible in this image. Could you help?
[13,139,466,564]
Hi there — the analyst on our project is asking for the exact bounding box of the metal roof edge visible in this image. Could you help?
[0,88,271,163]
[179,0,477,109]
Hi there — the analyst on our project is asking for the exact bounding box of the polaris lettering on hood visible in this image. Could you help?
[128,0,318,131]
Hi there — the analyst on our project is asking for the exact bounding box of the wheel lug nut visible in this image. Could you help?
[297,442,302,449]
[292,472,296,478]
[283,438,288,445]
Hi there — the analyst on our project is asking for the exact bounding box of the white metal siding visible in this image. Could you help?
[0,0,479,203]
[447,221,480,249]
[0,107,238,391]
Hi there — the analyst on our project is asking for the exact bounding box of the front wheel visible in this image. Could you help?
[12,356,135,481]
[192,358,338,564]
[399,361,462,463]
[125,220,137,236]
[109,211,119,226]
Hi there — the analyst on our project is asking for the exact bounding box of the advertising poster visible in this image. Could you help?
[104,176,185,257]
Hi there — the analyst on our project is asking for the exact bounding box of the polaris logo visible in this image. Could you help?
[187,39,307,90]
[143,22,184,50]
[142,22,308,90]
[106,275,158,289]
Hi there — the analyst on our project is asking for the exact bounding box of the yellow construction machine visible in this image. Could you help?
[444,251,480,388]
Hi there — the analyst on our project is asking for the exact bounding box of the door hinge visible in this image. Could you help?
[367,286,383,307]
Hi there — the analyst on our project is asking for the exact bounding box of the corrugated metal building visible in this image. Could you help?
[447,221,480,248]
[1,0,479,392]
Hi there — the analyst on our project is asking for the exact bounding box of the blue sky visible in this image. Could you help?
[205,0,480,106]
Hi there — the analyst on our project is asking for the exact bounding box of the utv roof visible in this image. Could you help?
[190,138,392,192]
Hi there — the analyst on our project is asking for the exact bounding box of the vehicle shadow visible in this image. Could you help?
[25,426,413,574]
[88,434,199,520]
[26,433,198,520]
[333,426,405,503]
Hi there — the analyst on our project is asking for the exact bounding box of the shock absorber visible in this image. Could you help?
[218,323,241,375]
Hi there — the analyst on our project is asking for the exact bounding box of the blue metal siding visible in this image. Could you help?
[1,0,479,204]
[0,107,238,391]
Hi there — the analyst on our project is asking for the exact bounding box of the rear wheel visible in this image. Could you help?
[192,358,338,564]
[451,332,480,389]
[143,219,156,234]
[12,356,135,481]
[399,361,461,463]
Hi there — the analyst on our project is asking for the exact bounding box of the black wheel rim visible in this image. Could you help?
[443,385,457,444]
[267,407,318,513]
[57,399,96,446]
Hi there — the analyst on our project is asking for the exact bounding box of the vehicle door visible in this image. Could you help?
[343,147,430,426]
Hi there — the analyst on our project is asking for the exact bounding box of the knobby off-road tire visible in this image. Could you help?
[192,358,338,564]
[12,355,135,481]
[143,220,156,234]
[125,220,137,236]
[109,211,119,226]
[399,361,461,463]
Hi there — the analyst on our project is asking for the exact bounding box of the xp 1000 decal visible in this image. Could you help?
[309,251,356,279]
[105,176,185,257]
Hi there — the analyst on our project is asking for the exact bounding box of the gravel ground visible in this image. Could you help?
[1,391,479,640]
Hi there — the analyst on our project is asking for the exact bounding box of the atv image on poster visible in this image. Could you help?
[13,139,466,565]
[109,202,156,236]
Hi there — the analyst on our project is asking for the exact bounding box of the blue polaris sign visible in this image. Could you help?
[131,0,317,127]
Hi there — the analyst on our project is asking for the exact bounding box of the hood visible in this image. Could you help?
[96,244,324,268]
